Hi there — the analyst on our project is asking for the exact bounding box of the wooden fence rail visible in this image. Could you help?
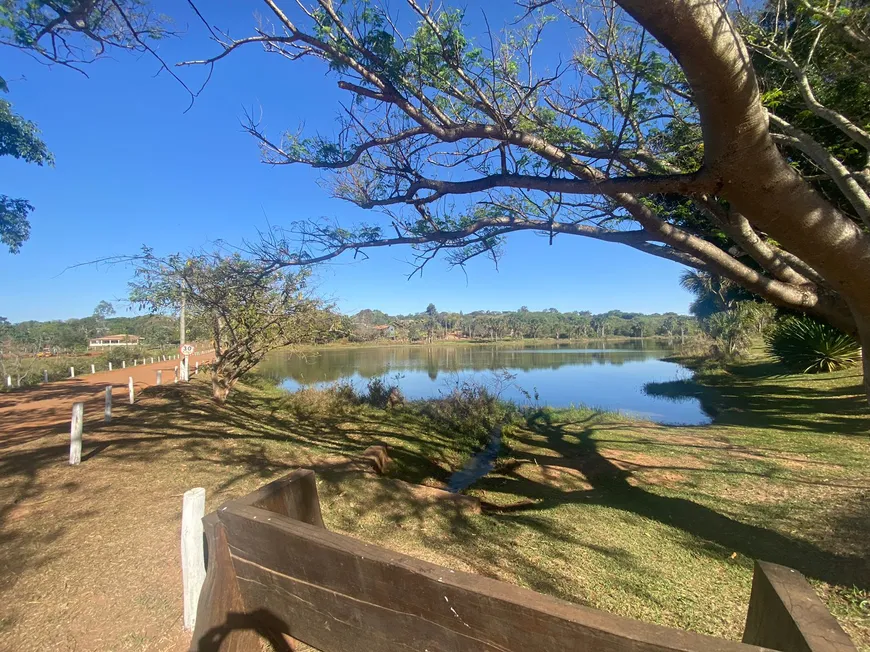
[190,470,856,652]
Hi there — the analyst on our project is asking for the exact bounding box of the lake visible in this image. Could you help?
[258,342,711,425]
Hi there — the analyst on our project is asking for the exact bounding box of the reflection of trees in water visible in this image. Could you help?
[258,344,672,385]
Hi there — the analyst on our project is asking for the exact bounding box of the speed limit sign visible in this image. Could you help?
[180,343,195,356]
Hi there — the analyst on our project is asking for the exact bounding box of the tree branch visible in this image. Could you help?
[769,112,870,228]
[355,170,716,208]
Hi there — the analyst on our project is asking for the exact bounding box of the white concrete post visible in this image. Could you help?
[128,377,135,404]
[70,366,75,378]
[134,359,138,367]
[108,362,113,371]
[150,357,154,364]
[104,386,112,423]
[122,360,126,369]
[43,370,48,383]
[195,361,199,375]
[70,402,84,465]
[91,364,96,374]
[174,366,178,383]
[181,488,206,631]
[156,370,162,385]
[5,375,10,387]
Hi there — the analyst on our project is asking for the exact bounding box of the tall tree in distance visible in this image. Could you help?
[92,299,115,336]
[185,0,870,399]
[93,300,115,319]
[130,249,332,403]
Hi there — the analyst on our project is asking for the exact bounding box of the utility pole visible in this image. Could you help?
[179,291,188,381]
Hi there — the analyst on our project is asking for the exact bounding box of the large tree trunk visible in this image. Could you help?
[851,306,870,401]
[211,360,235,404]
[616,0,870,399]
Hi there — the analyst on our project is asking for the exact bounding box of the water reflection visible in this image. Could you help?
[259,342,711,425]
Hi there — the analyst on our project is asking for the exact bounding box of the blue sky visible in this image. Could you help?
[0,1,694,323]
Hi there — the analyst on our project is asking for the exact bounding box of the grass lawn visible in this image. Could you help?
[0,352,867,650]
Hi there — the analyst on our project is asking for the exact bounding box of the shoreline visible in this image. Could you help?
[295,335,687,352]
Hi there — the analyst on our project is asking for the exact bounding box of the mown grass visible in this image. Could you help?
[1,350,867,650]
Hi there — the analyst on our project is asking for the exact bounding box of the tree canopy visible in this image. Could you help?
[183,0,870,398]
[130,250,334,402]
[1,0,180,254]
[0,0,173,69]
[0,77,52,253]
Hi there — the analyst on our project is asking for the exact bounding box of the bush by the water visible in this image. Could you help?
[420,381,519,453]
[279,375,515,457]
[765,317,861,374]
[280,375,405,417]
[283,382,359,418]
[363,376,404,409]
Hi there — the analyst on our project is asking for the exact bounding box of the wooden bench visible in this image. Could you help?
[191,469,857,652]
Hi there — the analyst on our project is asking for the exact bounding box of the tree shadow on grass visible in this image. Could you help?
[644,363,869,435]
[475,410,869,592]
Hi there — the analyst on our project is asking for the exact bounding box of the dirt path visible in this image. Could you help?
[0,353,216,450]
[0,354,219,652]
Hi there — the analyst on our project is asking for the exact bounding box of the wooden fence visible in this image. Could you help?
[190,469,856,652]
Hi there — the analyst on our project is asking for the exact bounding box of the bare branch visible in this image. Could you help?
[769,112,870,228]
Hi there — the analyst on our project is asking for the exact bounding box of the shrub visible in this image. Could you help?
[765,317,861,373]
[284,382,359,418]
[362,375,404,409]
[702,301,776,358]
[421,380,518,452]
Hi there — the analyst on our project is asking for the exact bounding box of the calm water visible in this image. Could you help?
[259,342,710,425]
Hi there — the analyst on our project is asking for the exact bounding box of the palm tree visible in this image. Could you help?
[679,271,742,318]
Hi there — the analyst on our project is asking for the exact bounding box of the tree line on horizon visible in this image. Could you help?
[343,305,697,343]
[1,303,697,352]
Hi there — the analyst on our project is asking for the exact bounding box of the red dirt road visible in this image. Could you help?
[0,353,216,449]
[0,352,217,651]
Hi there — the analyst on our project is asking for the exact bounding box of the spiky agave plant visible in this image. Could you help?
[765,317,861,373]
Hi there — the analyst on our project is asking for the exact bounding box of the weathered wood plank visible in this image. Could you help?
[219,503,770,652]
[222,468,324,527]
[742,561,856,652]
[190,514,266,652]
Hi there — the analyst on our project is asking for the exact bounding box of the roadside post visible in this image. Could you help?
[180,343,195,382]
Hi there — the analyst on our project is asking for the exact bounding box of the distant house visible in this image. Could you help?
[373,324,396,338]
[88,334,141,348]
